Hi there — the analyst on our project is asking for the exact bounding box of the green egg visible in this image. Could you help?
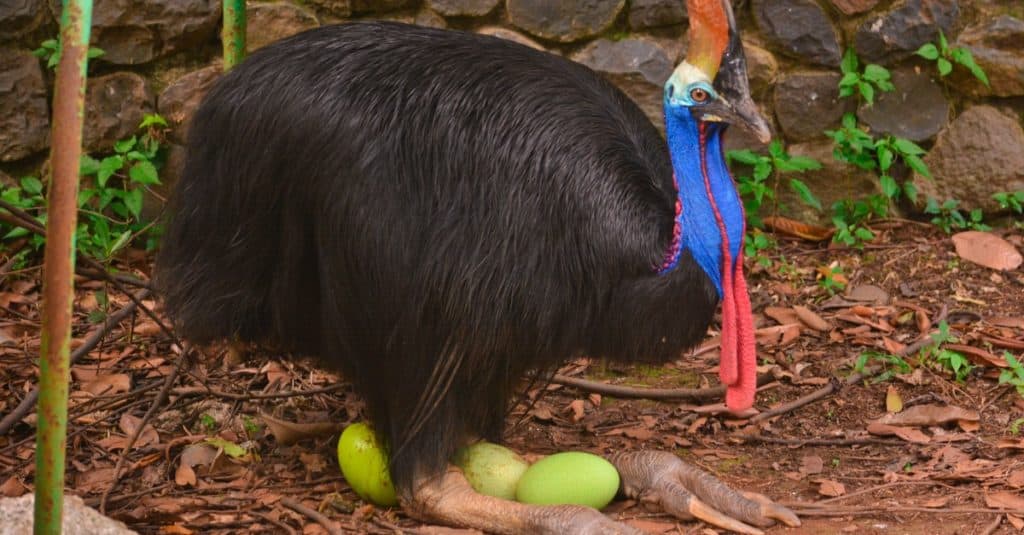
[515,452,620,510]
[453,442,531,501]
[336,423,399,506]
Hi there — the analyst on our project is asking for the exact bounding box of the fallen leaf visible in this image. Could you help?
[952,231,1023,271]
[764,306,800,325]
[0,476,25,497]
[873,404,979,427]
[175,463,197,487]
[921,496,950,508]
[846,284,890,305]
[119,414,160,448]
[944,343,1008,368]
[261,413,344,445]
[817,480,846,497]
[567,399,585,422]
[800,455,824,475]
[886,385,903,413]
[762,216,833,241]
[793,305,831,331]
[985,491,1024,510]
[81,373,131,396]
[989,316,1024,329]
[1008,469,1024,489]
[622,519,676,533]
[299,452,327,474]
[957,419,980,432]
[866,422,930,443]
[1008,514,1024,531]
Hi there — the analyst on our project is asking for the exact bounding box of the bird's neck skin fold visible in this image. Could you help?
[660,110,744,288]
[661,107,757,412]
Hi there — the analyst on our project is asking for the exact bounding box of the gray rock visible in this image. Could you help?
[628,0,685,30]
[47,0,220,65]
[780,141,881,225]
[426,0,500,17]
[414,8,448,28]
[911,106,1024,213]
[84,72,155,152]
[247,3,319,52]
[572,38,673,132]
[828,0,880,15]
[0,0,50,40]
[0,493,137,535]
[857,68,949,142]
[477,26,545,50]
[0,49,49,162]
[773,71,854,142]
[304,0,351,18]
[955,16,1024,97]
[351,0,413,13]
[507,0,625,43]
[752,0,842,67]
[157,64,221,145]
[854,0,959,64]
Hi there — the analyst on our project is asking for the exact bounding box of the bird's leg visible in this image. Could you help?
[608,450,800,535]
[401,465,643,535]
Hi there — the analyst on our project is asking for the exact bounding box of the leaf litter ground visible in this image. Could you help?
[1,220,1023,534]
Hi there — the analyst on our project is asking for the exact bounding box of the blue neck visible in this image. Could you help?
[660,108,745,297]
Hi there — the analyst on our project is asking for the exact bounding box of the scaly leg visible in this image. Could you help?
[609,450,800,535]
[402,465,642,534]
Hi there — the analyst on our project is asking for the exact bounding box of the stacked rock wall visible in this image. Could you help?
[1,0,1022,220]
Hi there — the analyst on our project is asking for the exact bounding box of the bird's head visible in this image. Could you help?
[660,0,767,412]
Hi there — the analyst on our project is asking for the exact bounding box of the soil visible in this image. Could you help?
[1,220,1023,534]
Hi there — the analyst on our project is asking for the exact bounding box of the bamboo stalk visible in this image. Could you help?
[222,0,246,70]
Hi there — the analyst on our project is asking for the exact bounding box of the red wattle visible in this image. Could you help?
[718,251,738,387]
[725,253,757,411]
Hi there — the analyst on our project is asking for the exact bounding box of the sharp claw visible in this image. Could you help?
[762,502,802,527]
[688,497,765,535]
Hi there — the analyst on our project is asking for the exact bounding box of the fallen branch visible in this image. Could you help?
[784,505,1024,517]
[170,383,349,401]
[0,290,149,435]
[552,372,776,401]
[281,498,343,535]
[731,434,901,447]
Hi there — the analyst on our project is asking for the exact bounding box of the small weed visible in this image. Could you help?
[924,198,990,234]
[33,37,105,69]
[243,416,261,437]
[838,48,895,105]
[999,353,1024,398]
[918,321,975,382]
[199,413,217,432]
[831,458,841,468]
[745,228,776,268]
[1010,418,1024,435]
[816,263,847,295]
[727,140,822,228]
[915,31,989,86]
[993,191,1024,214]
[855,351,912,382]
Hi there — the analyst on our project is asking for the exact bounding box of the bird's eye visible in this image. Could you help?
[690,87,709,103]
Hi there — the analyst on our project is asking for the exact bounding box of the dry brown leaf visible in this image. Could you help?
[1008,469,1024,489]
[883,336,907,355]
[985,491,1024,510]
[1008,514,1024,531]
[800,455,824,475]
[755,324,802,347]
[119,413,160,448]
[886,385,903,413]
[866,422,930,443]
[944,343,1009,368]
[81,373,131,396]
[260,413,344,445]
[260,361,291,387]
[793,305,831,331]
[764,306,800,325]
[873,404,979,427]
[0,476,25,497]
[622,519,676,533]
[951,231,1023,271]
[132,320,163,337]
[989,316,1024,329]
[957,419,980,432]
[817,479,846,497]
[921,496,950,508]
[299,452,327,474]
[846,284,889,305]
[567,399,586,422]
[175,463,197,487]
[915,310,931,335]
[762,216,833,241]
[159,525,195,535]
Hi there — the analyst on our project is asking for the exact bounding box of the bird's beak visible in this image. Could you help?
[698,0,771,144]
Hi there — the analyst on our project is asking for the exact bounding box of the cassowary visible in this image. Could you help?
[156,0,800,532]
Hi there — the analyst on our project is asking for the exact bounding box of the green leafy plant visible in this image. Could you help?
[924,198,990,234]
[917,321,975,382]
[826,114,930,206]
[831,216,875,249]
[199,413,217,432]
[838,48,895,105]
[993,191,1024,214]
[999,353,1024,398]
[1010,418,1024,436]
[915,31,989,86]
[855,351,912,383]
[727,141,823,228]
[744,228,776,268]
[817,263,847,295]
[33,38,104,69]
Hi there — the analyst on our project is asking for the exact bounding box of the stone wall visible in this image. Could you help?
[1,0,1022,221]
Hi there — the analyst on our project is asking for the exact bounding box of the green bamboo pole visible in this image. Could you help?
[34,0,93,533]
[222,0,246,70]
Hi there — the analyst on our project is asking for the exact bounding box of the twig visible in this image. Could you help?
[750,376,841,423]
[281,497,343,535]
[731,434,900,447]
[170,384,349,401]
[253,511,298,535]
[551,373,775,401]
[99,348,189,513]
[0,290,148,435]
[785,506,1024,516]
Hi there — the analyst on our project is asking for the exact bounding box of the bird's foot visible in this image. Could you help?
[402,465,642,535]
[608,450,800,535]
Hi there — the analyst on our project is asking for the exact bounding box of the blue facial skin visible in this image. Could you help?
[661,77,746,298]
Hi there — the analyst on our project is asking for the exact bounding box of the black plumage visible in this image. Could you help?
[156,21,719,494]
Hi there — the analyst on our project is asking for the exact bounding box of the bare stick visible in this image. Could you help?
[732,434,900,447]
[0,290,149,435]
[170,384,348,401]
[552,372,775,401]
[281,498,343,535]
